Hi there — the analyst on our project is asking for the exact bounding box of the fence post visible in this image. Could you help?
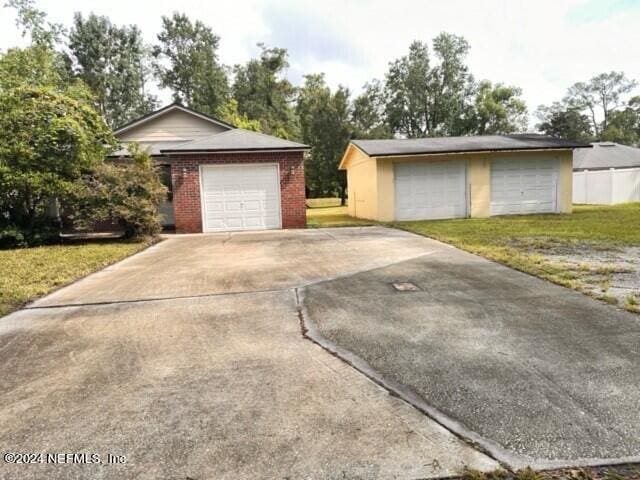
[584,169,589,204]
[610,168,616,204]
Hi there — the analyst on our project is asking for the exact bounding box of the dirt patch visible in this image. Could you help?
[507,238,640,313]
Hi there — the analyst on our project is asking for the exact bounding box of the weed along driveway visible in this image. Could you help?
[0,228,497,480]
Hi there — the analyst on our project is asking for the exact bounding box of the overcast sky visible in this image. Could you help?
[1,0,639,126]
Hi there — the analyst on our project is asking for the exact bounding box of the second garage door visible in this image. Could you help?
[394,160,467,220]
[490,157,558,215]
[200,164,281,232]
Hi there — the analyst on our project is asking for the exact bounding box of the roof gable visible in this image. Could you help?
[113,103,234,139]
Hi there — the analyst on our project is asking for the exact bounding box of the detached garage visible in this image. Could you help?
[339,134,591,222]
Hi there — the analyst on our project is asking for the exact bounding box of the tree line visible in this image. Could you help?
[3,0,640,205]
[535,72,640,145]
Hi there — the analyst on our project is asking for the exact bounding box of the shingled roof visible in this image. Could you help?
[160,129,309,154]
[351,134,591,157]
[573,142,640,170]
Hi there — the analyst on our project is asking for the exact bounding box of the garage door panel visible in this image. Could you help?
[490,157,558,215]
[226,217,243,228]
[394,160,467,221]
[201,165,281,232]
[243,200,262,212]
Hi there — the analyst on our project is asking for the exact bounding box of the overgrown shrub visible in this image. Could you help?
[68,144,166,238]
[0,82,114,247]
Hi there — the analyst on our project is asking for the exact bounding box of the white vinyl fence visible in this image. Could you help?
[573,167,640,204]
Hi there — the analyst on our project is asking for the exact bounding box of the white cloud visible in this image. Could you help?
[1,0,639,124]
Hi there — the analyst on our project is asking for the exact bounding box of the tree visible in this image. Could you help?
[216,99,261,131]
[153,12,229,116]
[5,0,65,48]
[0,44,70,91]
[70,144,166,238]
[473,80,528,134]
[384,40,431,138]
[233,44,299,139]
[2,0,73,91]
[69,13,157,128]
[565,71,637,138]
[601,96,640,145]
[351,80,392,139]
[430,32,476,135]
[535,102,593,141]
[384,33,475,138]
[297,74,351,203]
[0,86,114,245]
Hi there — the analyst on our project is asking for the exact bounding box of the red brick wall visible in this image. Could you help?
[170,151,306,233]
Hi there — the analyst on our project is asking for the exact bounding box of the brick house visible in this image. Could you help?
[112,103,308,233]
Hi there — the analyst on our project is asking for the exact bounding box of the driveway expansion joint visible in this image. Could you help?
[22,249,439,312]
[23,287,293,311]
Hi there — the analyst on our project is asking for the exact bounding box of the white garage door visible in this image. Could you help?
[200,164,281,232]
[394,160,467,220]
[490,158,558,215]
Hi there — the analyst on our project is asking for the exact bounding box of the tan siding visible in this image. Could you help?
[344,147,378,220]
[558,151,573,213]
[343,147,575,221]
[117,109,228,142]
[376,158,395,221]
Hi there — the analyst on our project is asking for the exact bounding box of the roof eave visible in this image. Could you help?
[160,147,309,155]
[369,145,592,158]
[339,142,371,169]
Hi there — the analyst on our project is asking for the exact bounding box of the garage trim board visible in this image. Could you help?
[199,163,282,233]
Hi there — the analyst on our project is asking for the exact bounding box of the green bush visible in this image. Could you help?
[0,223,61,248]
[68,144,167,238]
[0,80,114,247]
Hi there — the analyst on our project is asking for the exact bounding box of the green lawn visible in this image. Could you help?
[306,200,375,228]
[0,239,153,316]
[396,203,640,246]
[305,197,344,208]
[306,205,374,227]
[395,203,640,311]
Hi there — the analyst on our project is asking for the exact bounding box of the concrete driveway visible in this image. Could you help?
[0,228,497,480]
[302,229,640,469]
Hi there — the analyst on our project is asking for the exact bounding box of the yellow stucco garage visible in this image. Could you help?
[339,134,591,222]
